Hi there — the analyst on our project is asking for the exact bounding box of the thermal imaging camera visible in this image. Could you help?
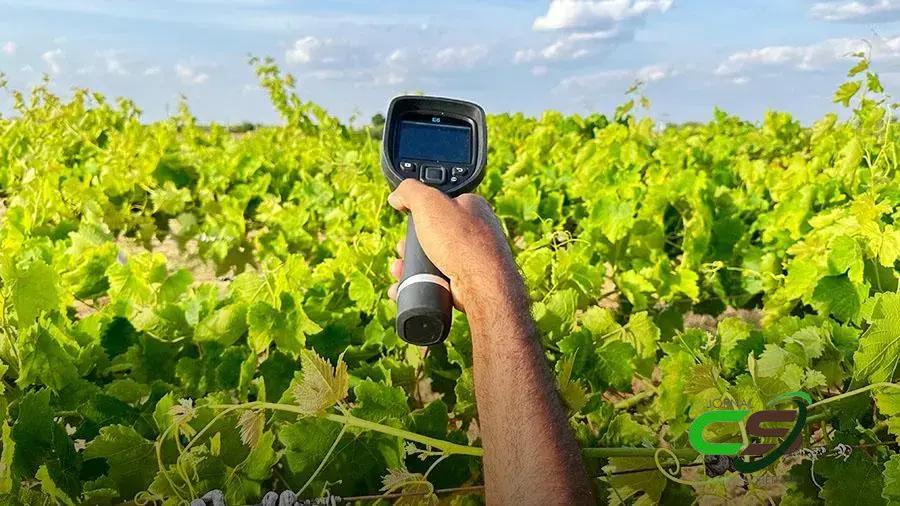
[381,96,488,345]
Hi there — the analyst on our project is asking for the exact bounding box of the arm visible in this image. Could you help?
[387,179,594,505]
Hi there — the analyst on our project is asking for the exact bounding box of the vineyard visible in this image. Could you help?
[0,54,898,505]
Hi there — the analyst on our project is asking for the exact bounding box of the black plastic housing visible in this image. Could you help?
[381,95,487,197]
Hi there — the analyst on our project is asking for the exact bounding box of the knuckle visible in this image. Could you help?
[457,193,490,211]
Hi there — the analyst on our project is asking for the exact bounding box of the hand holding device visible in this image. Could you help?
[381,96,488,345]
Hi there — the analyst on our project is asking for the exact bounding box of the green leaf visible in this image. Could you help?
[884,454,900,505]
[36,464,75,506]
[716,317,762,376]
[194,302,248,345]
[603,457,665,505]
[348,270,377,310]
[812,275,861,322]
[84,425,156,499]
[556,357,588,414]
[833,81,862,107]
[12,261,61,326]
[16,324,79,391]
[853,293,900,384]
[848,58,869,77]
[868,72,884,93]
[596,340,637,391]
[11,390,81,500]
[351,380,410,423]
[407,400,449,440]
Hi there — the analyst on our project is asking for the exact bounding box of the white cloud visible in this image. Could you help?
[20,64,33,73]
[286,36,330,64]
[811,0,900,22]
[42,48,64,74]
[2,41,15,55]
[636,63,675,82]
[144,66,161,76]
[100,50,128,75]
[175,64,209,84]
[714,36,900,75]
[557,63,675,91]
[431,45,488,70]
[732,76,750,85]
[514,29,622,63]
[386,49,406,65]
[516,0,672,65]
[534,0,673,31]
[532,65,549,76]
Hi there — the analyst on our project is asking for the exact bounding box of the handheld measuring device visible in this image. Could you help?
[381,95,488,346]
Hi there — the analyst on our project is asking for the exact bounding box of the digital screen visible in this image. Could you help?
[397,120,471,163]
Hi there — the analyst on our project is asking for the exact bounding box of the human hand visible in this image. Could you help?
[386,179,521,316]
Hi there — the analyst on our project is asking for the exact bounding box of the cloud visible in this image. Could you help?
[100,50,128,75]
[534,0,673,31]
[175,64,209,84]
[2,41,15,55]
[714,36,900,75]
[42,48,64,74]
[732,76,750,85]
[430,45,488,70]
[557,63,675,91]
[144,66,161,76]
[811,0,900,22]
[514,29,624,63]
[286,36,329,64]
[532,65,549,76]
[516,0,673,64]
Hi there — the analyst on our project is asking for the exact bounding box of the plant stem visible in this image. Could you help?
[808,382,900,410]
[214,402,485,457]
[613,389,656,410]
[582,447,698,459]
[296,424,347,497]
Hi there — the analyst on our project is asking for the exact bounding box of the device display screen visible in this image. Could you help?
[397,120,471,163]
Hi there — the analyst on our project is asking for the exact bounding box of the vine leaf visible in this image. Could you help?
[237,410,266,449]
[556,357,587,414]
[380,468,436,505]
[294,350,349,414]
[853,292,900,384]
[603,457,665,506]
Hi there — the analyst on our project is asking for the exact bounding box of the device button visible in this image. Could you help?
[451,166,468,176]
[421,166,446,185]
[449,176,459,184]
[400,161,417,172]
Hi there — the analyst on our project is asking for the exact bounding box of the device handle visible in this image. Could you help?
[396,216,452,345]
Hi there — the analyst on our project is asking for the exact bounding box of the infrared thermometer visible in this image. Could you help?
[381,96,488,346]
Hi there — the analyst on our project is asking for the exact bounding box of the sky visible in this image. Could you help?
[2,0,900,125]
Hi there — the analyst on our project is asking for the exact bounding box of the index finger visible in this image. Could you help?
[387,178,454,216]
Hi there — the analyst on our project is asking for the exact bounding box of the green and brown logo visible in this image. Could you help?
[688,391,812,473]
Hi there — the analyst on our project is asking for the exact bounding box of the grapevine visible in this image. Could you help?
[0,52,898,505]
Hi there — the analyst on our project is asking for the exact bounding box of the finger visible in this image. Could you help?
[395,239,406,257]
[390,258,403,280]
[388,179,453,216]
[388,282,399,301]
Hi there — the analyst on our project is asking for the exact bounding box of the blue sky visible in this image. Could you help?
[2,0,900,125]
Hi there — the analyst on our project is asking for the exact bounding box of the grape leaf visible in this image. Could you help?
[293,350,349,414]
[83,425,156,499]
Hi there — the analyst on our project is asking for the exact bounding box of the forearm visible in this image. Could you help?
[466,270,594,505]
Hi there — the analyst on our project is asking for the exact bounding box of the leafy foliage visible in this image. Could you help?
[0,54,898,504]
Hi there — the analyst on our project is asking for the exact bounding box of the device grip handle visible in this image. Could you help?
[396,216,452,345]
